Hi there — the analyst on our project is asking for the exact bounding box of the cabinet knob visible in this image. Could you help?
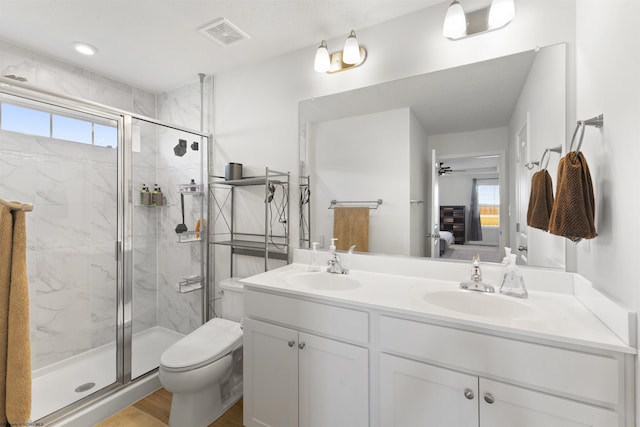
[484,393,495,404]
[288,340,295,347]
[298,342,306,350]
[463,388,474,400]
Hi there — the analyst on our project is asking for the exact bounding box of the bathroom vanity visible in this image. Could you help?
[241,250,636,427]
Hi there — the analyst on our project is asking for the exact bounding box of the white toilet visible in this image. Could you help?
[159,278,244,427]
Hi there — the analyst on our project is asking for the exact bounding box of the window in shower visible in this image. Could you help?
[0,102,50,136]
[0,101,118,147]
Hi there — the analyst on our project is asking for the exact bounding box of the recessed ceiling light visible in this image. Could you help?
[73,42,98,56]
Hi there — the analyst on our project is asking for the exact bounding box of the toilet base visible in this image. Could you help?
[169,382,223,427]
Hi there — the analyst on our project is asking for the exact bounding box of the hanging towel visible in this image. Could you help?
[549,151,597,242]
[526,169,555,231]
[0,206,31,425]
[333,207,370,252]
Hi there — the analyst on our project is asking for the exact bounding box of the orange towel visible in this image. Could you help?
[0,206,31,425]
[333,207,369,252]
[549,151,597,242]
[527,170,554,231]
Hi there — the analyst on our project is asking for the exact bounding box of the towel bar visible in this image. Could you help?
[0,197,33,212]
[329,199,383,209]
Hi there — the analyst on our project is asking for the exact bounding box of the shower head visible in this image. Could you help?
[174,139,187,157]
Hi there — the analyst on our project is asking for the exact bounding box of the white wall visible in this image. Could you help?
[508,43,566,269]
[311,108,411,255]
[574,1,640,420]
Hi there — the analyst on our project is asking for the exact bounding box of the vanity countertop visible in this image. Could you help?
[241,262,636,355]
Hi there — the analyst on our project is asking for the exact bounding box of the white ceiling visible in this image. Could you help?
[0,0,444,93]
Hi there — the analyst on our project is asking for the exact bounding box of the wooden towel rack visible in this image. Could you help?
[0,197,33,212]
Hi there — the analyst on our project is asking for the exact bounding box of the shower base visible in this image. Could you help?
[32,326,184,424]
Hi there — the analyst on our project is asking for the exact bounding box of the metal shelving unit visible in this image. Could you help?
[209,168,290,275]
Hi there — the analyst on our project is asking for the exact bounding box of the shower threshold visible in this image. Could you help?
[32,326,183,423]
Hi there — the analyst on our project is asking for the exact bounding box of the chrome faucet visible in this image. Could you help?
[460,253,495,293]
[327,244,355,275]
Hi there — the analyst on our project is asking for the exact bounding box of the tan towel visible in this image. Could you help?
[526,169,555,231]
[333,207,369,252]
[549,151,597,242]
[0,206,31,425]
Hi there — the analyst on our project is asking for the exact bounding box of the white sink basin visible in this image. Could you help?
[285,272,361,291]
[423,290,536,319]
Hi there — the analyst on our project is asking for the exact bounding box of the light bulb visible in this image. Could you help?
[488,0,516,28]
[443,1,467,38]
[72,42,98,56]
[342,30,361,65]
[314,40,330,72]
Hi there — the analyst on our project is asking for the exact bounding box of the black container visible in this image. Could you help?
[225,162,243,180]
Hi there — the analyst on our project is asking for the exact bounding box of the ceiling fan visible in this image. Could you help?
[438,162,466,176]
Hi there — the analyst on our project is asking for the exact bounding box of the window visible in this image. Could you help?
[0,101,118,148]
[1,103,50,137]
[478,183,500,226]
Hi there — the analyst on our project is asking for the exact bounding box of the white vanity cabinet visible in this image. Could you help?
[379,315,626,427]
[243,289,370,427]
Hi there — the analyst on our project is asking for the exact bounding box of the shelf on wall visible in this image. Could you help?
[211,239,289,261]
[176,231,202,243]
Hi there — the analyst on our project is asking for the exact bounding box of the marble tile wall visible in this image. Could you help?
[155,80,211,335]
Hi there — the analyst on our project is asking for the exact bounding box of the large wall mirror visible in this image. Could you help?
[299,43,567,269]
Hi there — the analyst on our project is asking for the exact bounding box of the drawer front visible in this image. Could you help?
[245,289,369,344]
[379,316,621,406]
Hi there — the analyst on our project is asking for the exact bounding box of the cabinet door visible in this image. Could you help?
[298,332,369,427]
[479,379,619,427]
[244,319,299,427]
[380,354,478,427]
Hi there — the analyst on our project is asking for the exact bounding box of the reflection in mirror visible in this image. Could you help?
[299,43,567,269]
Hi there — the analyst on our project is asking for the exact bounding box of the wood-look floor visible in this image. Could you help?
[95,388,243,427]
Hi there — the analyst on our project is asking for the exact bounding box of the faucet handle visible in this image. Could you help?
[348,245,356,253]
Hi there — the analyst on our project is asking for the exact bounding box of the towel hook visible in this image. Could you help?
[569,114,604,154]
[538,145,562,171]
[569,121,586,153]
[539,150,551,170]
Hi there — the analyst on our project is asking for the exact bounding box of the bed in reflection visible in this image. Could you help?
[439,230,455,256]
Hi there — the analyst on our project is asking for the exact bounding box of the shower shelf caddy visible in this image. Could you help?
[176,183,204,243]
[209,167,290,276]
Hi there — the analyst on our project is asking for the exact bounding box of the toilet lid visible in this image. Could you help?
[160,318,242,371]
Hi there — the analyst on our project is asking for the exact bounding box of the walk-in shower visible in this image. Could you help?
[0,78,210,424]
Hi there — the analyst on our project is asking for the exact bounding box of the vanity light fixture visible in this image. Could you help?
[342,30,361,64]
[443,0,516,40]
[488,0,516,28]
[443,1,467,38]
[314,41,331,72]
[72,42,98,56]
[314,30,367,74]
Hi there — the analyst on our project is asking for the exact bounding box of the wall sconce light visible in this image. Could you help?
[443,0,515,40]
[314,30,367,74]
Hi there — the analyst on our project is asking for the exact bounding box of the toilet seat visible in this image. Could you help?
[160,318,242,373]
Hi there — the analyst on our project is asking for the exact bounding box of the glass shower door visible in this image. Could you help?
[130,118,207,379]
[0,92,122,421]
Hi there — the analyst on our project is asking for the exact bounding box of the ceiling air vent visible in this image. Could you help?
[199,18,250,47]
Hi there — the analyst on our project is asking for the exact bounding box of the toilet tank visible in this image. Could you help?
[220,278,244,323]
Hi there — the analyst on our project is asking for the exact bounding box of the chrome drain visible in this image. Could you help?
[74,382,95,393]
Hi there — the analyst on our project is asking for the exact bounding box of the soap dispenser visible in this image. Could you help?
[309,242,321,272]
[499,247,528,298]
